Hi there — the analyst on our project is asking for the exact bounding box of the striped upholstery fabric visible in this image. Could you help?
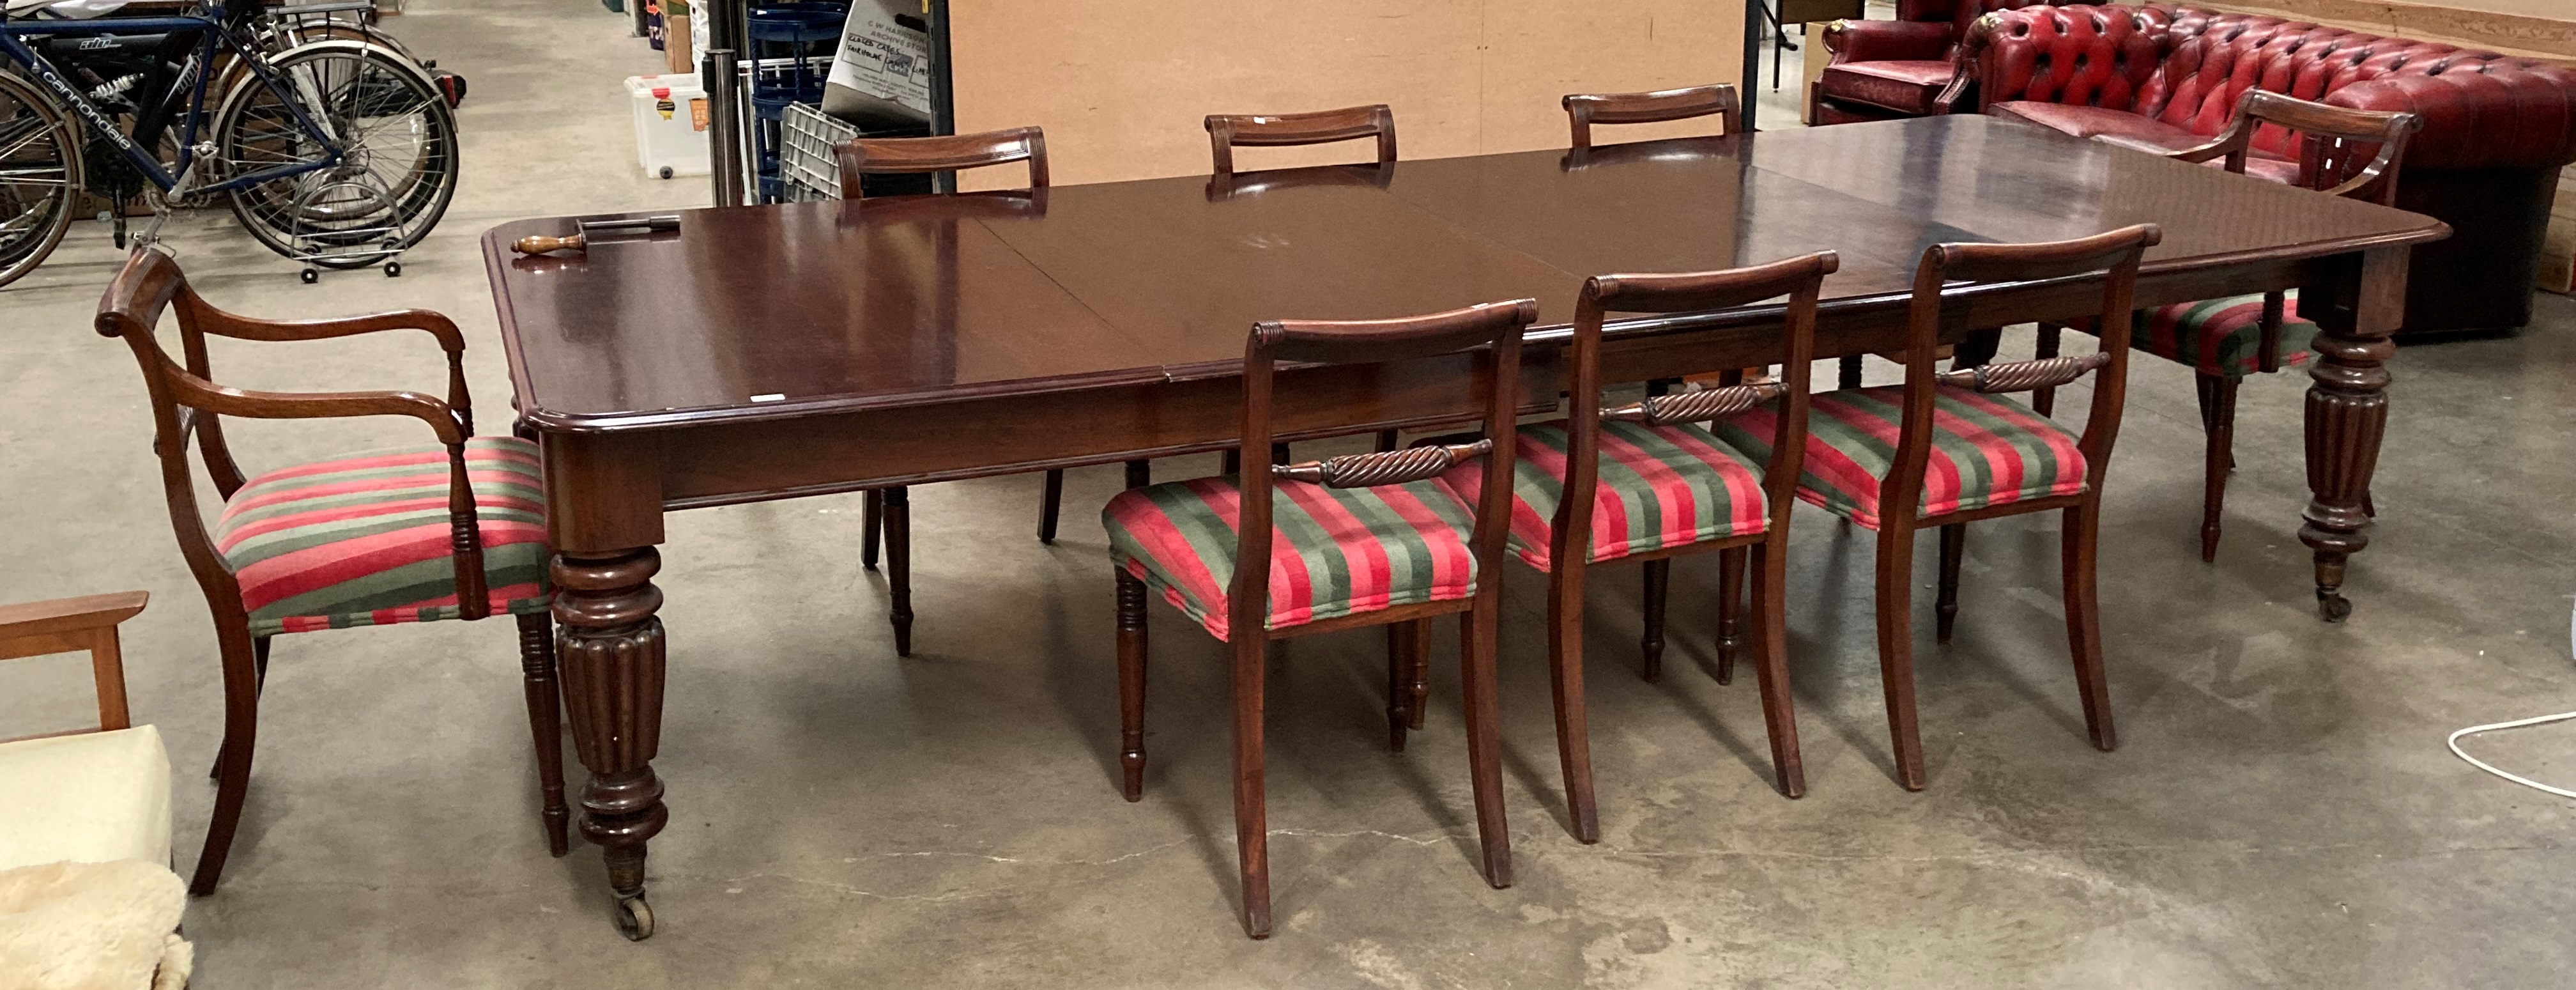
[211,437,552,637]
[2071,291,2317,378]
[1439,421,1767,571]
[1102,476,1478,641]
[1712,386,2087,531]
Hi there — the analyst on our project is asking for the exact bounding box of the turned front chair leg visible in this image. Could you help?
[518,611,571,857]
[1639,558,1670,682]
[1715,546,1747,684]
[1406,618,1432,730]
[1116,569,1149,799]
[1384,622,1413,751]
[885,486,914,656]
[860,489,883,570]
[1935,523,1965,644]
[2201,375,2239,562]
[1038,469,1064,545]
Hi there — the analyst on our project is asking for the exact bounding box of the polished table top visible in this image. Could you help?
[485,114,2444,434]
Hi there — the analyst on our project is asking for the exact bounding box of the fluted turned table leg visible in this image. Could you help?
[2299,245,2405,623]
[553,548,671,940]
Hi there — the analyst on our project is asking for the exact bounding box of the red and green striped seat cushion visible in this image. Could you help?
[1710,386,2087,531]
[1102,476,1478,642]
[211,437,552,637]
[1439,421,1767,571]
[2070,291,2317,378]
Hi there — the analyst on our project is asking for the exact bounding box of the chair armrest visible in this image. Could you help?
[0,592,150,642]
[199,309,476,434]
[1821,19,1954,65]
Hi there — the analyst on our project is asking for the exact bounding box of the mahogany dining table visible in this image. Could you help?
[482,113,2446,937]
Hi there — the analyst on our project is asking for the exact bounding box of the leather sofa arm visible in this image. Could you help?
[2324,66,2576,172]
[1821,19,1956,65]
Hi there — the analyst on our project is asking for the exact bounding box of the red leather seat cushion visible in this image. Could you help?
[1818,61,1958,116]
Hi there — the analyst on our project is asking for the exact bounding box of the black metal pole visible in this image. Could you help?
[928,0,956,193]
[700,0,749,206]
[1740,0,1763,131]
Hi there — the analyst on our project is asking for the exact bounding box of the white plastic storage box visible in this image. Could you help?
[625,73,710,179]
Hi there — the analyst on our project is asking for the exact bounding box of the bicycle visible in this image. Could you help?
[0,0,459,287]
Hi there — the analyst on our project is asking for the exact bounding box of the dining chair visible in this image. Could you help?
[1712,224,2161,790]
[1561,83,1741,148]
[2034,91,2418,561]
[1204,104,1406,468]
[93,247,564,894]
[1440,253,1834,844]
[1101,298,1536,939]
[834,127,1091,656]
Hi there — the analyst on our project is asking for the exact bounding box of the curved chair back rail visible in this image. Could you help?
[1563,84,1742,148]
[1205,104,1397,175]
[2155,89,2421,205]
[835,127,1049,197]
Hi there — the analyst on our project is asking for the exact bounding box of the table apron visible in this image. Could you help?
[536,254,2339,552]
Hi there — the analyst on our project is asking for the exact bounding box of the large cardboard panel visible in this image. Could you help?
[949,1,1745,189]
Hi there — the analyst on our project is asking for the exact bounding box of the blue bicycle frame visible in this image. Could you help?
[0,1,342,197]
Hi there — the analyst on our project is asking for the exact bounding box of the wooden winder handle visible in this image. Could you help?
[511,234,586,255]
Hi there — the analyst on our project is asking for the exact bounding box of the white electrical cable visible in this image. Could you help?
[2442,600,2576,800]
[2448,711,2576,800]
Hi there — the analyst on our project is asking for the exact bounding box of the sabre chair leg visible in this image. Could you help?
[191,626,266,895]
[518,612,571,856]
[1116,569,1149,800]
[208,636,270,780]
[2199,374,2238,562]
[1749,539,1805,798]
[1714,546,1747,684]
[1222,448,1241,476]
[1639,559,1670,682]
[2062,503,2117,751]
[885,486,914,656]
[1935,523,1965,644]
[1459,607,1515,887]
[1874,520,1927,791]
[1038,469,1064,545]
[1837,355,1864,390]
[2032,325,2061,417]
[1230,633,1272,939]
[1374,429,1400,452]
[1546,561,1600,842]
[860,489,882,570]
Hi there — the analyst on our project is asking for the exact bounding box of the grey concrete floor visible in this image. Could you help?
[4,1,2575,986]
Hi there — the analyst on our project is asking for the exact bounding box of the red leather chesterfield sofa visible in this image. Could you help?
[1812,0,2078,125]
[1958,5,2576,333]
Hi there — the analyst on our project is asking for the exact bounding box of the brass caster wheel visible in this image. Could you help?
[2317,591,2351,623]
[614,894,654,940]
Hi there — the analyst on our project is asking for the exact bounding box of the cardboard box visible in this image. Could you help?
[822,0,932,128]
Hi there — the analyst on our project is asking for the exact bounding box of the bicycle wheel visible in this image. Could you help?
[213,42,457,268]
[0,71,82,290]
